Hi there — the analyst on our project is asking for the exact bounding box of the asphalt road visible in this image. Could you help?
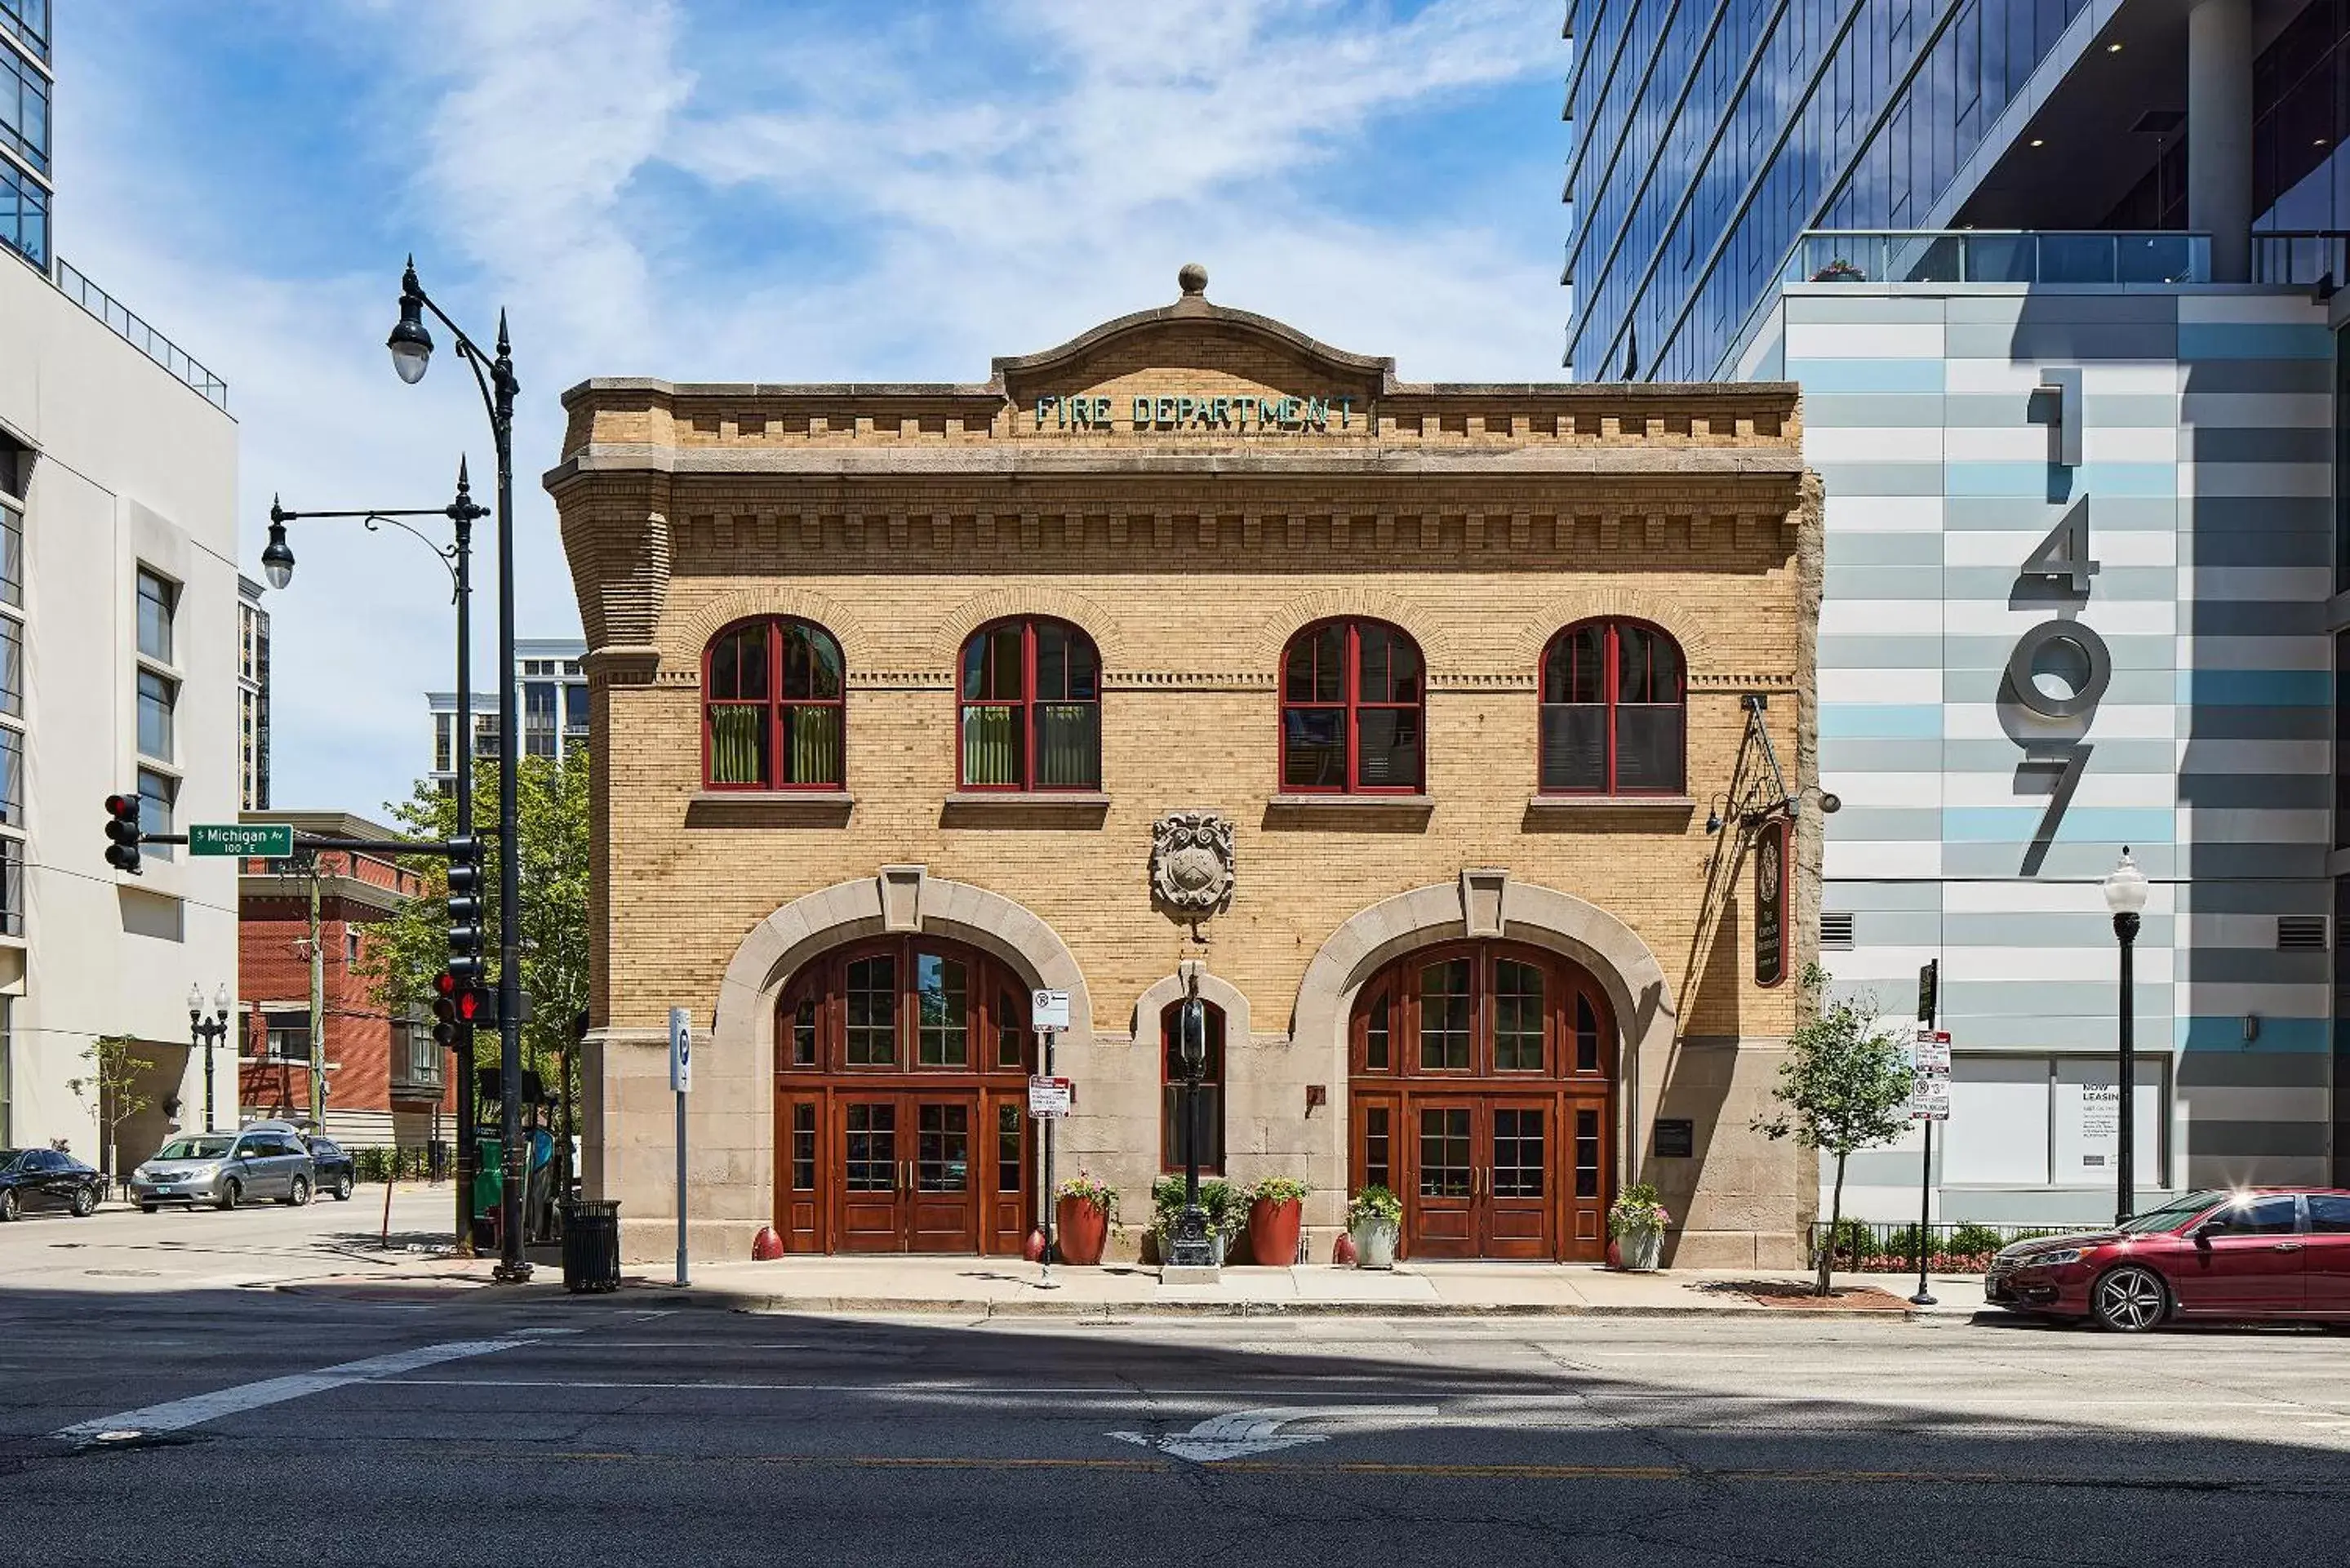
[2,1202,2348,1566]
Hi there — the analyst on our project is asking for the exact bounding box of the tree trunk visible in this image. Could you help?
[1816,1151,1849,1296]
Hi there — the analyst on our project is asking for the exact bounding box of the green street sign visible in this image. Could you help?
[190,823,293,858]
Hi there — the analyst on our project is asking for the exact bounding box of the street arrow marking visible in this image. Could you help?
[1108,1405,1435,1463]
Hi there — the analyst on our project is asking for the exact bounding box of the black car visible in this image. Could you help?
[0,1148,105,1220]
[303,1135,357,1202]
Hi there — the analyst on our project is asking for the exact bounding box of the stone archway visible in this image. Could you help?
[1291,870,1679,1221]
[657,868,1094,1259]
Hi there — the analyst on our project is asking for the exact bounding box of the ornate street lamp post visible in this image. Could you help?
[2103,848,2149,1225]
[384,259,533,1284]
[1169,976,1215,1269]
[264,463,487,1251]
[186,983,230,1132]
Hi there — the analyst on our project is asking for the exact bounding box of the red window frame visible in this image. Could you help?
[1278,617,1425,794]
[775,936,1033,1077]
[700,615,846,791]
[1348,943,1615,1082]
[955,616,1101,793]
[1537,618,1686,796]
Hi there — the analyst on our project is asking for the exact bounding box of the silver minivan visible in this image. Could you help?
[130,1123,316,1211]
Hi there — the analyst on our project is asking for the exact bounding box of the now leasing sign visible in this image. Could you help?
[190,823,293,857]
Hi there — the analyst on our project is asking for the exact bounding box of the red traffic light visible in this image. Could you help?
[433,970,459,1000]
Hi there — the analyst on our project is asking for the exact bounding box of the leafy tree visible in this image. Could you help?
[68,1034,156,1179]
[360,752,589,1119]
[1752,963,1915,1295]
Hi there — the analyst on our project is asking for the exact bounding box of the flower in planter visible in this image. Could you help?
[1346,1184,1403,1230]
[1054,1171,1121,1228]
[1810,258,1867,282]
[1151,1175,1240,1238]
[1246,1175,1312,1206]
[1606,1181,1672,1237]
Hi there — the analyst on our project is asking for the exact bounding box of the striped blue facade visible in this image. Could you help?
[1757,284,2334,1224]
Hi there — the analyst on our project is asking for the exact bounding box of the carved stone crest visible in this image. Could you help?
[1151,811,1235,922]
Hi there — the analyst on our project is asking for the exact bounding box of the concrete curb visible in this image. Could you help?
[624,1287,1936,1321]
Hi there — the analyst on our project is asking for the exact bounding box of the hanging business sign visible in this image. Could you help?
[1753,817,1788,988]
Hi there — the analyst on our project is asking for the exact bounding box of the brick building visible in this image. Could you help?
[549,267,1824,1268]
[238,810,451,1149]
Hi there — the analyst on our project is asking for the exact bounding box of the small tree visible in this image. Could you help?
[1752,964,1914,1295]
[68,1034,156,1182]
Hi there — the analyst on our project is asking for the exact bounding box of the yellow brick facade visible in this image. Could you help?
[550,270,1824,1268]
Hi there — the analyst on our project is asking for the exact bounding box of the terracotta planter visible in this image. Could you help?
[1247,1196,1304,1266]
[1055,1196,1109,1266]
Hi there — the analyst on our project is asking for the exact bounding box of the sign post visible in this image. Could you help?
[1909,963,1951,1307]
[1032,989,1070,1290]
[669,1006,691,1287]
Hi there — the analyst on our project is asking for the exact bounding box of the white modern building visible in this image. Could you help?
[426,636,586,794]
[0,35,240,1169]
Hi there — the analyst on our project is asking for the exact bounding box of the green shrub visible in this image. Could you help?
[1821,1216,1877,1263]
[1151,1175,1239,1237]
[1947,1222,2006,1257]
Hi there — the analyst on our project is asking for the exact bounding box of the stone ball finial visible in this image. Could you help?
[1177,262,1209,296]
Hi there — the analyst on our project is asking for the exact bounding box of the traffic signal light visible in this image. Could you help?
[103,793,142,874]
[446,834,484,983]
[431,966,494,1045]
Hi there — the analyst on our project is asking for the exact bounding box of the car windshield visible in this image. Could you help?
[2116,1191,2223,1234]
[155,1135,234,1160]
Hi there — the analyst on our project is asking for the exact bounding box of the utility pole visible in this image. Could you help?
[308,853,326,1126]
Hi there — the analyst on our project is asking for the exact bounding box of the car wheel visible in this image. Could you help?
[220,1179,242,1212]
[2091,1264,2170,1333]
[332,1175,353,1202]
[287,1175,311,1208]
[0,1188,16,1222]
[70,1185,96,1218]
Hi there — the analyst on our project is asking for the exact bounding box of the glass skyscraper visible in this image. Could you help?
[0,0,46,271]
[1564,0,2350,383]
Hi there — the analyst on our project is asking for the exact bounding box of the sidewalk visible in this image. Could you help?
[635,1255,1991,1319]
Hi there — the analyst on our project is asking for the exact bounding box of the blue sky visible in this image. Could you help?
[60,0,1564,816]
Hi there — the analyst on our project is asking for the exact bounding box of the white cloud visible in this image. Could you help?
[57,0,1561,815]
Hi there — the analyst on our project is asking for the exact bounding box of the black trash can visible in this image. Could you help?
[562,1199,621,1294]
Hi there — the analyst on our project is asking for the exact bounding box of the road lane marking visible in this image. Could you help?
[1107,1405,1440,1462]
[51,1331,578,1442]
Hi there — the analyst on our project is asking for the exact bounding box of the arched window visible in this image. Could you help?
[704,617,845,789]
[958,617,1100,790]
[1160,999,1225,1173]
[1539,619,1684,794]
[1280,619,1424,793]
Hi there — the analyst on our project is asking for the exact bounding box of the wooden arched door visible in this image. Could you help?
[773,937,1034,1255]
[1347,943,1615,1262]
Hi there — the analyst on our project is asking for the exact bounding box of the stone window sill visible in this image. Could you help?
[941,791,1113,827]
[1264,793,1434,829]
[686,791,855,828]
[1524,794,1697,811]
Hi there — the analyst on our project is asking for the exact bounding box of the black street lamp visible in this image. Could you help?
[384,257,533,1283]
[264,462,486,1253]
[1168,977,1214,1269]
[2102,847,2149,1225]
[186,983,230,1132]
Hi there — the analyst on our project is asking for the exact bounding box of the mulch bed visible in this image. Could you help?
[1701,1280,1917,1311]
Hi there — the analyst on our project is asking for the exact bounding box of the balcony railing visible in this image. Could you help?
[1788,230,2210,288]
[2252,230,2350,289]
[53,260,230,411]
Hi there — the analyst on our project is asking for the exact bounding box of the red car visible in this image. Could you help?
[1984,1188,2350,1332]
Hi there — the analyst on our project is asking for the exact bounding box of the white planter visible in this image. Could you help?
[1351,1218,1400,1269]
[1617,1227,1664,1272]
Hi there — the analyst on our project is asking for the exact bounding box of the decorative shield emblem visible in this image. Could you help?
[1151,811,1235,920]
